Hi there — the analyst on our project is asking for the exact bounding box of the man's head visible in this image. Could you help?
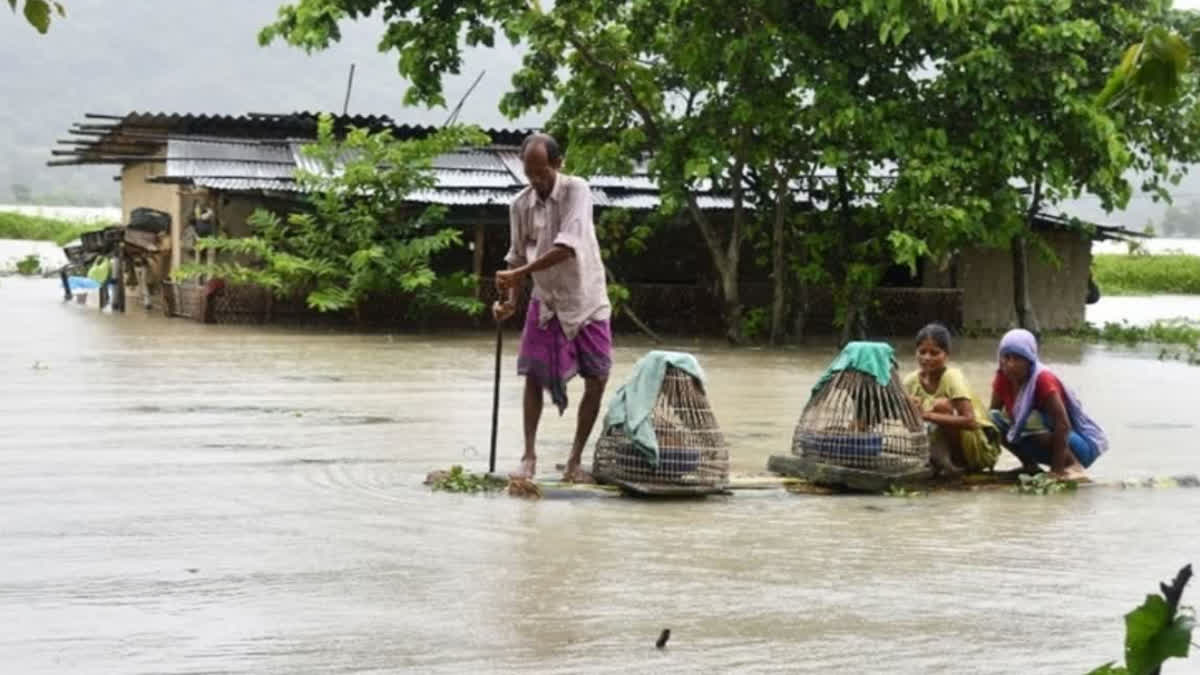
[520,133,563,199]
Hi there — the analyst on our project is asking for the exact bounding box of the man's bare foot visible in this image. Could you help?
[508,456,536,480]
[562,460,594,484]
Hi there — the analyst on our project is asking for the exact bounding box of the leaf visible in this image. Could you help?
[934,0,948,24]
[831,9,850,30]
[1085,664,1126,675]
[1124,595,1192,674]
[23,0,50,32]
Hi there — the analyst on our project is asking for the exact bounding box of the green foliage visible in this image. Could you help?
[884,484,926,498]
[7,0,65,33]
[14,253,41,275]
[1122,595,1193,674]
[739,306,770,341]
[1015,473,1078,495]
[1088,565,1194,675]
[259,0,1200,340]
[594,208,652,318]
[0,212,97,245]
[177,114,488,318]
[429,465,507,494]
[1093,253,1200,295]
[1073,319,1200,349]
[1096,27,1191,109]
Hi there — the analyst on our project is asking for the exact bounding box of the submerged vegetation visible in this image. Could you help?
[1075,319,1200,350]
[1014,473,1078,495]
[426,465,507,494]
[1093,253,1200,296]
[14,253,42,276]
[0,211,96,245]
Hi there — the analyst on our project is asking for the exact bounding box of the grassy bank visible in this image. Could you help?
[1066,319,1200,365]
[1092,253,1200,295]
[1072,319,1200,349]
[0,212,101,245]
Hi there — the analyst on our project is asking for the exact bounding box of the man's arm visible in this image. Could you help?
[495,244,573,292]
[497,180,590,292]
[495,202,529,320]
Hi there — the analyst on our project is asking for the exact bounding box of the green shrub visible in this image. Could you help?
[14,254,41,276]
[1093,253,1200,295]
[0,212,98,245]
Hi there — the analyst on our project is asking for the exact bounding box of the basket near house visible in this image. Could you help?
[593,351,730,496]
[768,342,931,491]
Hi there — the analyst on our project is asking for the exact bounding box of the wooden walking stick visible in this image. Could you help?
[488,320,503,475]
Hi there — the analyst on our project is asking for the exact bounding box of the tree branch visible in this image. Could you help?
[560,29,662,144]
[604,263,663,343]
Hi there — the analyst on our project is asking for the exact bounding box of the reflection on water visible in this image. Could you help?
[0,277,1197,674]
[0,238,66,272]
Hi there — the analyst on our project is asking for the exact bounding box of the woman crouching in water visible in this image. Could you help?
[904,323,1001,477]
[989,329,1108,480]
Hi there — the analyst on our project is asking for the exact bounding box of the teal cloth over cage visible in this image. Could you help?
[602,350,706,467]
[810,341,897,396]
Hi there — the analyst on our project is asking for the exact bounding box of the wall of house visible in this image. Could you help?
[931,230,1093,331]
[121,160,183,271]
[216,193,267,238]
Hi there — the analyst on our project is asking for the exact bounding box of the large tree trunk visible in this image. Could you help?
[686,142,747,344]
[792,277,808,343]
[834,168,865,346]
[1014,176,1043,334]
[770,171,789,345]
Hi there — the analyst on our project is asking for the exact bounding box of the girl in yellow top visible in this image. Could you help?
[903,323,1001,476]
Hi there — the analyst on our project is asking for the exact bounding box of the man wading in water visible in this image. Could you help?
[493,133,613,483]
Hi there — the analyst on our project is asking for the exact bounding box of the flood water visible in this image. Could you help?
[2,274,1199,674]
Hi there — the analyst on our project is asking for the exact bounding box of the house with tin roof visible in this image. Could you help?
[50,110,1137,334]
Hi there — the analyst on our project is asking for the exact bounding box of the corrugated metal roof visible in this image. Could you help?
[598,193,736,210]
[405,189,519,206]
[432,169,519,188]
[587,173,661,191]
[149,133,740,210]
[433,150,513,173]
[167,138,294,179]
[496,149,661,191]
[192,177,303,192]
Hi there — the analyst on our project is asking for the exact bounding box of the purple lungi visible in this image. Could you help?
[517,299,613,414]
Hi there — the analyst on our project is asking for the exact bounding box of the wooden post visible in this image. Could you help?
[473,223,486,299]
[169,189,182,274]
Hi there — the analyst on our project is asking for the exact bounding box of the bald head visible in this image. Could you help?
[520,132,563,199]
[519,132,562,163]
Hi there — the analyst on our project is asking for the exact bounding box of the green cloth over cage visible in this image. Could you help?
[811,341,896,395]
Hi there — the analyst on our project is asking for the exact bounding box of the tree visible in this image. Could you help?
[7,0,64,33]
[877,0,1200,334]
[178,114,489,320]
[261,0,808,342]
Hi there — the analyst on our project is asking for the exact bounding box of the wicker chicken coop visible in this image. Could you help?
[593,363,730,494]
[770,342,931,490]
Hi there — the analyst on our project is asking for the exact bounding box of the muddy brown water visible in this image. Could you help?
[2,274,1199,674]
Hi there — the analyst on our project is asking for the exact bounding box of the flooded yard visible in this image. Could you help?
[1,275,1198,673]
